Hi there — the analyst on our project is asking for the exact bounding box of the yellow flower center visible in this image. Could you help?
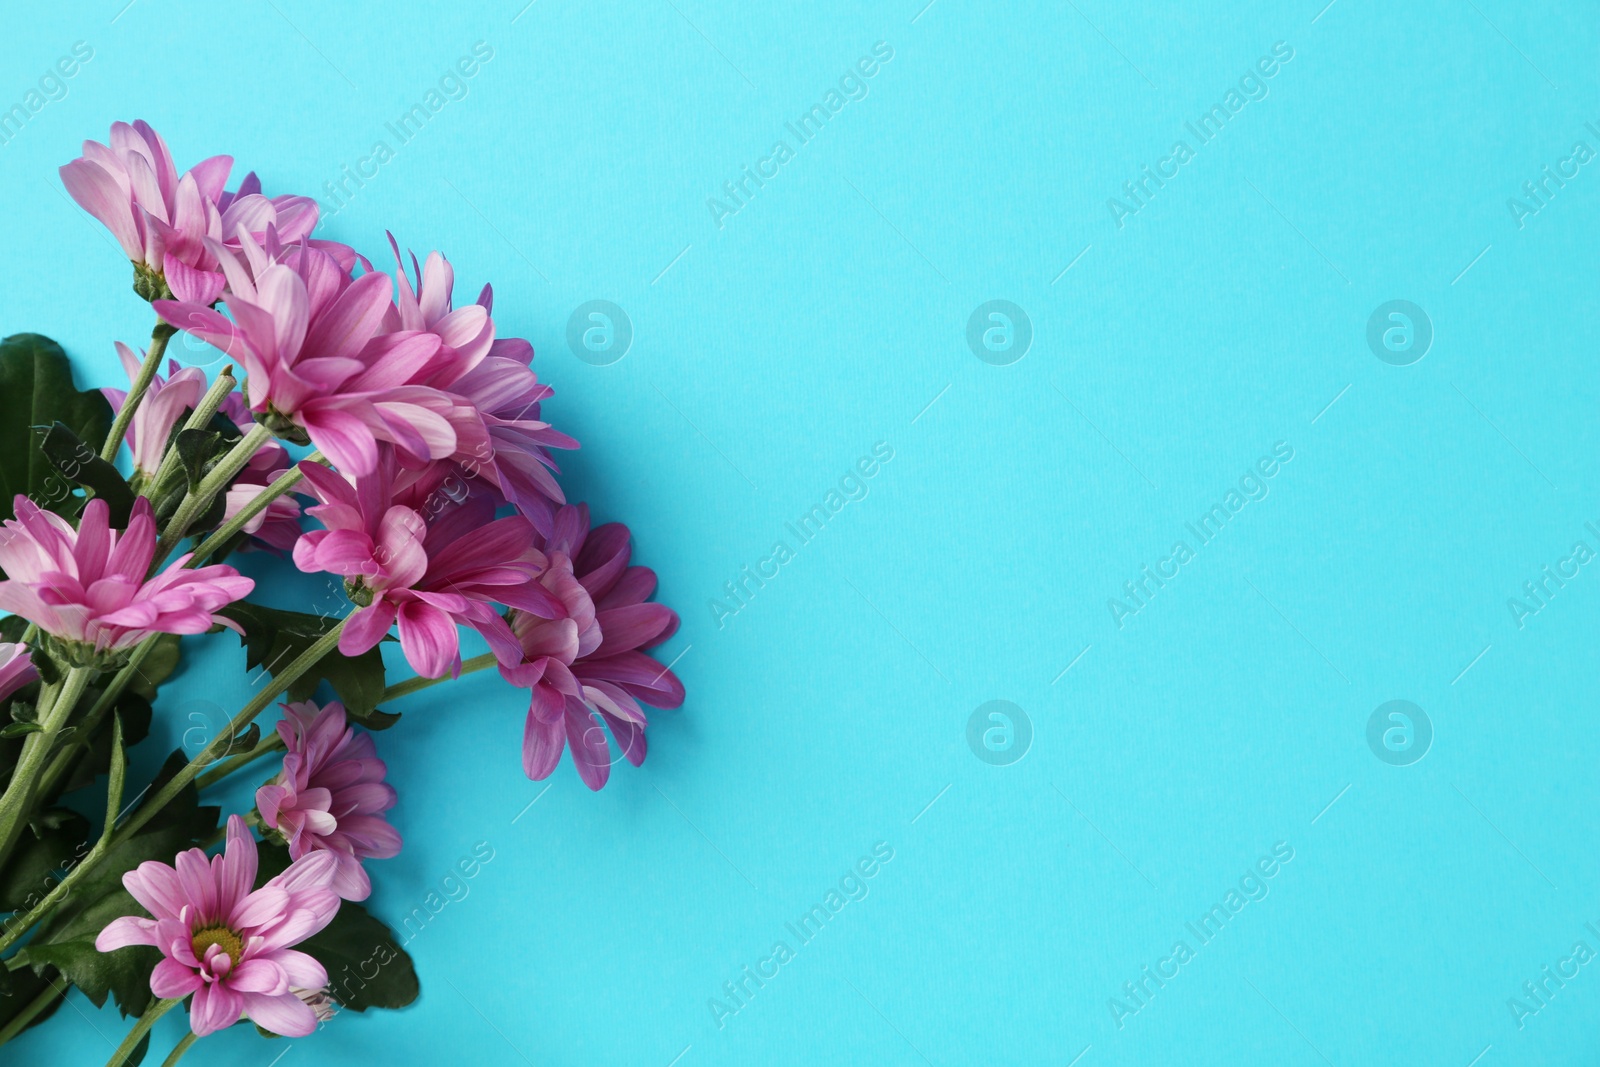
[190,925,244,969]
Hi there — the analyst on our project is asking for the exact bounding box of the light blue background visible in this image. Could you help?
[4,1,1600,1064]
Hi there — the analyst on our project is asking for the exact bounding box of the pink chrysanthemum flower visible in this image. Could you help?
[95,815,341,1038]
[386,243,576,533]
[292,450,561,679]
[0,497,253,664]
[60,121,335,305]
[60,120,233,302]
[155,239,466,476]
[501,504,684,790]
[255,700,401,902]
[101,343,209,479]
[0,642,38,704]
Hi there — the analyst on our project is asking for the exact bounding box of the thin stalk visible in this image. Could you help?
[196,732,284,791]
[0,667,95,865]
[35,638,159,805]
[105,997,178,1067]
[0,975,65,1046]
[0,620,350,955]
[140,367,237,500]
[101,322,176,463]
[153,423,272,564]
[102,713,127,834]
[159,1031,200,1067]
[186,453,320,565]
[118,620,345,842]
[381,652,499,703]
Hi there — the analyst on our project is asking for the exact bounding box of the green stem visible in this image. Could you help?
[0,974,65,1046]
[0,620,350,956]
[159,1031,200,1067]
[195,732,284,791]
[140,368,236,499]
[380,652,499,703]
[34,639,159,806]
[113,619,345,847]
[101,322,176,464]
[0,667,95,865]
[153,423,272,565]
[105,997,178,1067]
[186,453,319,566]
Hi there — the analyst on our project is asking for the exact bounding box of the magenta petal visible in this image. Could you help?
[594,603,678,657]
[522,706,565,780]
[565,700,612,791]
[397,599,460,679]
[340,600,398,657]
[300,403,380,476]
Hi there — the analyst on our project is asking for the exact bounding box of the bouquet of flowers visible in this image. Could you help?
[0,121,685,1064]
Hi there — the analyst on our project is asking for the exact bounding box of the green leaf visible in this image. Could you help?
[36,421,136,528]
[0,808,89,912]
[57,691,152,796]
[0,721,40,738]
[174,428,233,491]
[350,707,401,731]
[11,938,160,1019]
[0,333,114,526]
[124,634,183,702]
[217,603,388,717]
[0,965,66,1037]
[254,842,419,1012]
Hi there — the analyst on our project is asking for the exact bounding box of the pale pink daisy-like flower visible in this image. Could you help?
[501,504,684,790]
[0,642,38,704]
[94,815,341,1038]
[155,240,466,476]
[292,450,561,679]
[60,120,233,302]
[100,343,209,478]
[0,497,253,662]
[60,121,338,305]
[256,700,401,902]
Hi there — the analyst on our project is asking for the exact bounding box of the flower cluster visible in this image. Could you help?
[0,119,688,1049]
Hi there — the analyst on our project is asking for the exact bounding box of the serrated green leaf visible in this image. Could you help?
[174,428,233,491]
[217,603,388,717]
[0,334,114,526]
[56,690,152,797]
[254,841,419,1012]
[0,808,89,912]
[124,634,182,702]
[0,965,65,1036]
[11,938,159,1018]
[37,421,135,528]
[349,707,401,731]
